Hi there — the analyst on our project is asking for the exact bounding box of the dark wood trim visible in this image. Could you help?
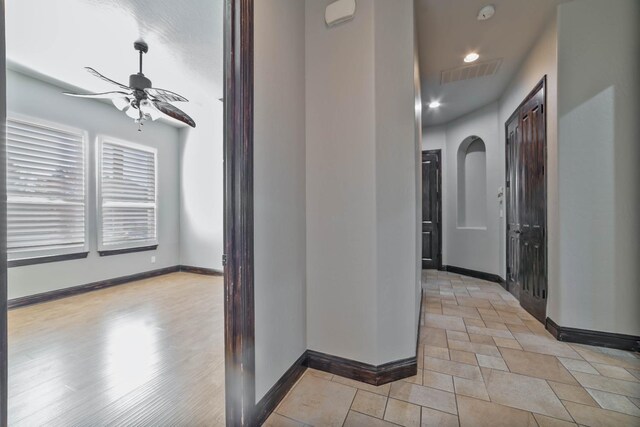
[507,76,548,125]
[306,350,416,386]
[421,149,443,270]
[98,245,158,257]
[304,287,423,388]
[258,290,425,423]
[546,318,640,352]
[179,265,224,276]
[7,266,180,309]
[504,76,548,320]
[224,0,256,425]
[8,252,89,268]
[254,351,308,426]
[443,265,505,286]
[0,0,8,422]
[417,288,424,352]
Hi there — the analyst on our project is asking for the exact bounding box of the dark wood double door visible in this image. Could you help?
[505,77,547,322]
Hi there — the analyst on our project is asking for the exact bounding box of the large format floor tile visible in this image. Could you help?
[499,347,579,385]
[484,370,573,421]
[265,271,640,426]
[277,374,356,426]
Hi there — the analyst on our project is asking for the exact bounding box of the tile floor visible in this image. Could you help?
[264,270,640,427]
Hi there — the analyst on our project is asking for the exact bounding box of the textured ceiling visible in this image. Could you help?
[5,0,222,125]
[416,0,566,126]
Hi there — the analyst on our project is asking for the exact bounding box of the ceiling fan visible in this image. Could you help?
[64,40,195,130]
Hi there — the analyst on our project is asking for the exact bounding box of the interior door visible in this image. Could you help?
[422,150,441,269]
[505,114,521,299]
[505,78,547,323]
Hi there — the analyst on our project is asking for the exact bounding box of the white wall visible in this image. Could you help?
[254,0,307,401]
[178,106,224,271]
[178,2,224,271]
[306,0,418,366]
[423,102,500,275]
[6,70,181,299]
[306,0,378,364]
[412,0,423,339]
[374,0,420,363]
[554,0,639,336]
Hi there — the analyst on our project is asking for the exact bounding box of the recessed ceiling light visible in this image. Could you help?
[428,101,441,109]
[464,52,480,63]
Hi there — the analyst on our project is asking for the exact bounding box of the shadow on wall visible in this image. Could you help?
[457,136,487,229]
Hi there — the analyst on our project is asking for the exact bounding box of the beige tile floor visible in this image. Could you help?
[264,270,640,427]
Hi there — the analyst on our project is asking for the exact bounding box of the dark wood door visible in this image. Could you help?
[422,150,441,269]
[506,114,522,300]
[505,78,547,323]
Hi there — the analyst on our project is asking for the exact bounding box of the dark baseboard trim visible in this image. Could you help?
[179,265,224,276]
[8,264,226,309]
[417,288,424,352]
[257,287,424,423]
[546,318,640,352]
[8,251,89,268]
[254,351,308,426]
[98,245,158,257]
[305,350,416,386]
[8,265,180,309]
[442,265,505,286]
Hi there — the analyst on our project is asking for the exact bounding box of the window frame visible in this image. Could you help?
[96,135,158,254]
[6,113,90,266]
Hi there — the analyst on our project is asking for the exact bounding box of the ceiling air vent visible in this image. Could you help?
[441,58,502,84]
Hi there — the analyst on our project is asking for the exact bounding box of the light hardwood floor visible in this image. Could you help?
[8,272,225,426]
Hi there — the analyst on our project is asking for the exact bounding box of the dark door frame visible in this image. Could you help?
[224,0,257,425]
[0,0,8,424]
[504,76,548,322]
[421,149,442,270]
[0,0,258,425]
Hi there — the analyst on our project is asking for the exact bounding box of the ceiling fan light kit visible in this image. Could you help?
[64,40,196,131]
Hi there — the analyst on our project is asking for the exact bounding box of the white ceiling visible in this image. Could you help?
[5,0,223,127]
[416,0,565,126]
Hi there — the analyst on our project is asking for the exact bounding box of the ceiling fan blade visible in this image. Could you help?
[85,67,131,90]
[63,90,131,99]
[152,101,196,128]
[145,87,189,103]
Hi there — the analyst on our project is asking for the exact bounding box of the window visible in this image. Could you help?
[97,136,157,254]
[6,115,88,264]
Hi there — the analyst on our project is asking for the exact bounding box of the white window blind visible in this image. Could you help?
[98,137,157,251]
[6,115,88,261]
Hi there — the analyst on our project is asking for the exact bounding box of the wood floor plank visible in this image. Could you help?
[7,272,225,426]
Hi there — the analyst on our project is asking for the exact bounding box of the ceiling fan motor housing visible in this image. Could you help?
[129,73,152,91]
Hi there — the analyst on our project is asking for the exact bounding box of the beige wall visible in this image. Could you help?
[555,0,640,336]
[306,0,419,365]
[254,0,308,402]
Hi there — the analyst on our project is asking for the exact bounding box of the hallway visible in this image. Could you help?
[265,271,640,426]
